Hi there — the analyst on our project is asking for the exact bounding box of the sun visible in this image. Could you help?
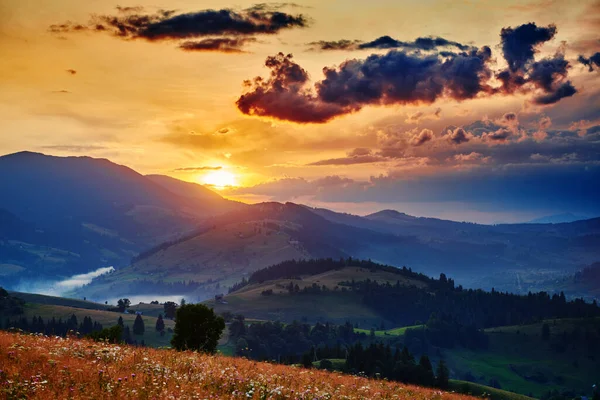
[201,170,237,190]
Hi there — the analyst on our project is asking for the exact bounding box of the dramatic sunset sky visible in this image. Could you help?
[0,0,598,222]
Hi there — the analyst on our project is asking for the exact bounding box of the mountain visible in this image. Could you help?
[527,212,591,224]
[146,174,243,214]
[77,201,600,302]
[0,152,241,285]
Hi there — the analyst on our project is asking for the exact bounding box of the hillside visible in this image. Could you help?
[0,331,475,400]
[445,318,600,398]
[309,206,600,293]
[0,152,240,287]
[208,258,600,328]
[80,201,534,302]
[209,265,426,325]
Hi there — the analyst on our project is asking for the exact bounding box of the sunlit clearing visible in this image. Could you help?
[201,170,237,190]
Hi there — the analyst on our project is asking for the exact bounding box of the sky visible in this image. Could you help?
[0,0,599,223]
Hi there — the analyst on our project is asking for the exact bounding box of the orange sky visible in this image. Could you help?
[0,0,598,222]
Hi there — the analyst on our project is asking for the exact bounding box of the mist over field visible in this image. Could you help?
[14,266,115,297]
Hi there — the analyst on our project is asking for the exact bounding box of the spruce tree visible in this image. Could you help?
[435,359,449,389]
[133,314,145,335]
[155,314,165,332]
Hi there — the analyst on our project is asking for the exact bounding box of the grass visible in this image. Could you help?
[355,325,424,337]
[10,291,110,311]
[445,318,600,398]
[0,331,477,399]
[208,266,425,326]
[19,303,175,348]
[449,380,535,400]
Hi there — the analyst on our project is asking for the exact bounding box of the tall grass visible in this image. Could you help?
[0,331,476,399]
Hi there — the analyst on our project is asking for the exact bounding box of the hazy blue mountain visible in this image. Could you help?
[527,212,591,224]
[0,152,241,285]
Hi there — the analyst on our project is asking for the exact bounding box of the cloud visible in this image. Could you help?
[174,166,222,171]
[409,128,434,146]
[496,23,576,106]
[308,35,474,52]
[500,22,557,73]
[577,52,600,71]
[569,119,595,137]
[482,128,512,142]
[49,5,307,52]
[307,148,387,166]
[360,35,473,51]
[237,47,494,123]
[226,164,600,217]
[179,37,256,53]
[41,145,107,152]
[306,39,361,51]
[405,108,441,124]
[444,127,472,145]
[452,152,491,163]
[236,53,347,123]
[65,69,77,75]
[533,116,551,141]
[307,154,385,166]
[347,147,372,157]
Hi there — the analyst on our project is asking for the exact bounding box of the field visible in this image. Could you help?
[446,318,600,398]
[0,331,476,399]
[14,301,176,348]
[354,325,425,337]
[10,291,111,311]
[448,380,534,400]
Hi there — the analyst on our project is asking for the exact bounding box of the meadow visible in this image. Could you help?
[0,331,477,399]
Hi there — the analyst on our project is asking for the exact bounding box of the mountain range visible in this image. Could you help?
[1,151,599,301]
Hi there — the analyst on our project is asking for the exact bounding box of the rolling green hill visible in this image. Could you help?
[207,265,426,325]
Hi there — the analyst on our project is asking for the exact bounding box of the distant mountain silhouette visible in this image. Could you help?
[0,152,242,283]
[78,201,600,301]
[527,212,591,224]
[3,151,600,299]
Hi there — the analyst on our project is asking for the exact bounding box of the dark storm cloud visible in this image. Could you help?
[360,35,473,51]
[308,35,473,52]
[236,53,347,123]
[578,52,600,71]
[179,37,256,53]
[65,69,77,75]
[500,22,557,73]
[49,5,307,52]
[496,23,576,105]
[237,47,494,123]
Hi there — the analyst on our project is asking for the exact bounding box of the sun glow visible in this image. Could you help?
[201,170,237,190]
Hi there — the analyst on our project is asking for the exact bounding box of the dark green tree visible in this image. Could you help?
[419,355,435,386]
[164,301,178,319]
[155,314,165,332]
[117,316,124,327]
[435,359,449,389]
[117,298,130,312]
[542,323,550,340]
[133,314,145,335]
[88,325,123,344]
[171,303,225,353]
